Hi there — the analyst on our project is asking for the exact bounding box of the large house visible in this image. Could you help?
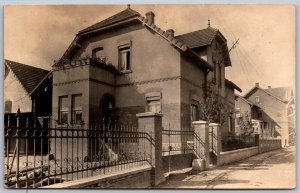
[52,6,241,136]
[243,83,295,146]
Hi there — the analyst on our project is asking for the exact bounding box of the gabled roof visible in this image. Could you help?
[263,87,291,102]
[176,27,231,66]
[225,79,242,92]
[244,85,290,104]
[55,7,213,71]
[175,27,220,48]
[79,8,140,35]
[5,59,50,95]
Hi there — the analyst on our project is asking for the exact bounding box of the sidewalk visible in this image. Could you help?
[157,146,296,189]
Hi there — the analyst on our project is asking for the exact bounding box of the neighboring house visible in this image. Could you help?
[235,94,277,138]
[52,6,241,137]
[243,82,294,146]
[4,59,52,154]
[4,59,52,125]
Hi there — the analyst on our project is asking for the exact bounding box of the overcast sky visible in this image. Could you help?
[4,4,295,94]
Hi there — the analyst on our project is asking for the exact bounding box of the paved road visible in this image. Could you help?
[158,146,296,189]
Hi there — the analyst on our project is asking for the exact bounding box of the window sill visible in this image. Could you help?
[120,70,132,74]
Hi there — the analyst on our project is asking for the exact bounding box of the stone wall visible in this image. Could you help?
[45,165,152,188]
[218,147,259,165]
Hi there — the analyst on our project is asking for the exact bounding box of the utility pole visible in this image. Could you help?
[218,38,239,65]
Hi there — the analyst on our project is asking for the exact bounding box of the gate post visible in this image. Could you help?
[136,112,164,186]
[192,120,209,169]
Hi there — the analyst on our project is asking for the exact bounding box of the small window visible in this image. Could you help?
[146,92,161,114]
[5,100,12,113]
[72,94,82,124]
[255,96,260,103]
[59,96,68,124]
[119,45,131,72]
[190,100,199,123]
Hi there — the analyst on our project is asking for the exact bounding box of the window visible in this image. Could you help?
[119,45,131,72]
[92,47,105,60]
[255,96,260,103]
[4,100,12,113]
[59,96,68,124]
[146,92,161,114]
[190,100,199,123]
[72,94,82,124]
[228,116,233,132]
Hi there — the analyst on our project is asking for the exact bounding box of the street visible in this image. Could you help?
[158,147,296,189]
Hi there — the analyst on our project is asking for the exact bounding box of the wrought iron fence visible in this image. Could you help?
[4,123,154,188]
[221,135,257,152]
[162,129,205,159]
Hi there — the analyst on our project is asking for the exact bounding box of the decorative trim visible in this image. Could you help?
[53,76,181,87]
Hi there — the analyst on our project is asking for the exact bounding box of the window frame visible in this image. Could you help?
[118,44,132,73]
[71,94,83,125]
[58,95,69,125]
[228,116,233,133]
[190,99,199,123]
[255,96,260,103]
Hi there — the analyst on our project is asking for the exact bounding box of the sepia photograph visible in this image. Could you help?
[3,4,296,189]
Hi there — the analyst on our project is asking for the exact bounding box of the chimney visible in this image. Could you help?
[268,86,271,89]
[146,11,155,24]
[255,82,259,87]
[166,29,175,38]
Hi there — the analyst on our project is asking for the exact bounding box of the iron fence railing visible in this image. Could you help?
[162,129,205,159]
[4,124,154,188]
[221,135,257,152]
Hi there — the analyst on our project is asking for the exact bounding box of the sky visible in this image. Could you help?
[4,4,295,94]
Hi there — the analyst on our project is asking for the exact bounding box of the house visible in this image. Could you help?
[4,59,52,118]
[52,6,241,137]
[4,59,53,154]
[235,94,277,138]
[243,82,295,146]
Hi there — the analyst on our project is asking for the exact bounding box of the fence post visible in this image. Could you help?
[192,120,209,169]
[136,112,164,186]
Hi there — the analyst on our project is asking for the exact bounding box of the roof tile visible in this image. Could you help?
[175,27,219,48]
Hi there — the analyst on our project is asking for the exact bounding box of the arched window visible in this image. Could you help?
[92,47,105,61]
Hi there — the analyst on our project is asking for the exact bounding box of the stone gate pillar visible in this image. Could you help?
[136,112,165,186]
[192,120,210,169]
